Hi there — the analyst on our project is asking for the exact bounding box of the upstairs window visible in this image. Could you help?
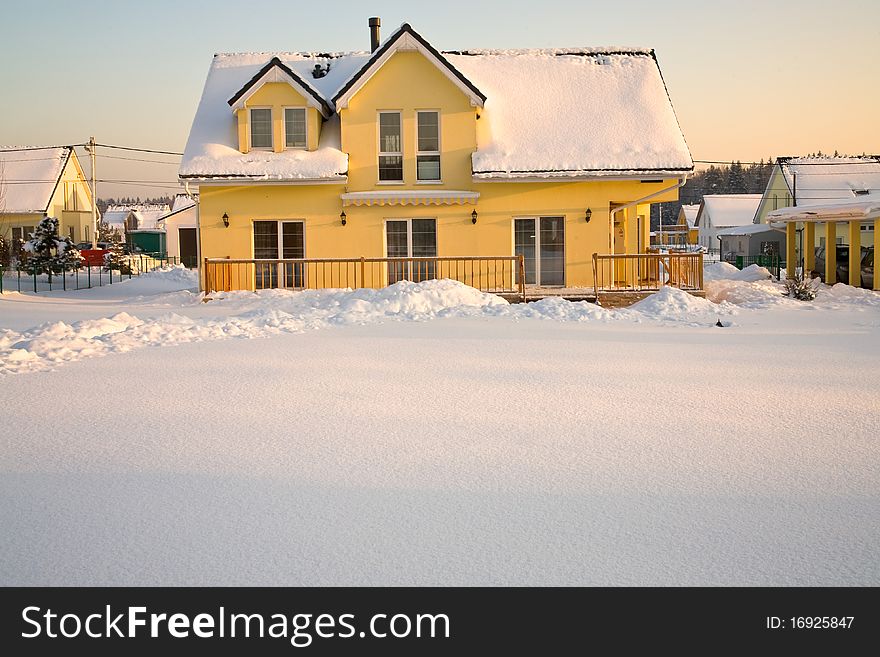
[378,111,403,182]
[250,108,273,149]
[416,111,440,181]
[285,108,307,149]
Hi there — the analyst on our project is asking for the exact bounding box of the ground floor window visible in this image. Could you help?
[385,218,437,284]
[253,220,304,289]
[514,216,565,286]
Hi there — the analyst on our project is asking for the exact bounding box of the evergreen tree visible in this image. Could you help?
[727,161,747,193]
[23,217,82,281]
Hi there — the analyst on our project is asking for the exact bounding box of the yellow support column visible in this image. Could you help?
[786,222,797,279]
[825,222,836,284]
[875,218,880,291]
[803,222,815,274]
[848,220,861,286]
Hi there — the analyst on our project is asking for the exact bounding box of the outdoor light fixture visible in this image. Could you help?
[222,212,229,228]
[585,208,592,223]
[340,210,347,226]
[471,209,478,224]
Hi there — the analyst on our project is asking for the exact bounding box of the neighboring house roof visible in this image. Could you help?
[158,194,198,224]
[104,203,170,231]
[776,156,880,205]
[680,204,700,228]
[180,24,692,182]
[698,194,763,228]
[717,224,784,237]
[768,192,880,222]
[0,146,72,214]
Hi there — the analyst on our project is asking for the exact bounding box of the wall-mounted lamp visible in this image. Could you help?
[222,212,229,228]
[471,209,478,224]
[340,210,347,226]
[584,208,592,223]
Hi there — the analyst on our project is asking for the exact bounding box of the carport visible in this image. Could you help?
[768,196,879,289]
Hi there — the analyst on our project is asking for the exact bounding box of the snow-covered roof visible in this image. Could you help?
[717,223,784,237]
[698,194,762,228]
[777,156,880,205]
[180,24,692,182]
[768,192,880,223]
[0,146,71,214]
[170,193,197,213]
[680,204,699,227]
[104,203,170,231]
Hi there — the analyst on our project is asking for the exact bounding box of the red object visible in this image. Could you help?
[79,249,109,267]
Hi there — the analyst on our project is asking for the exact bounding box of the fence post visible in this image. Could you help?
[360,257,366,290]
[592,254,599,302]
[33,266,37,293]
[518,254,526,303]
[62,265,66,291]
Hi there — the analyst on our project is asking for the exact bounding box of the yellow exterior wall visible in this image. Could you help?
[235,83,322,153]
[199,178,680,290]
[340,51,476,190]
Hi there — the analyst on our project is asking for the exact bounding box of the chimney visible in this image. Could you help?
[369,17,381,53]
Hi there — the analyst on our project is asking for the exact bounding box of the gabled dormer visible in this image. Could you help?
[227,57,333,154]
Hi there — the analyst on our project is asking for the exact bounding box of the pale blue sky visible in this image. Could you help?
[1,0,878,197]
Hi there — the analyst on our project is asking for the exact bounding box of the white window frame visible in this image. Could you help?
[283,106,308,150]
[512,216,566,287]
[383,217,438,285]
[415,110,441,183]
[249,107,274,150]
[377,110,403,184]
[252,219,306,260]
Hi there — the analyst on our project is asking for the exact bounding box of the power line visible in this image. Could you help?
[94,143,184,156]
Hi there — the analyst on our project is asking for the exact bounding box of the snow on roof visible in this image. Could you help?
[0,146,70,214]
[680,204,699,227]
[104,203,170,230]
[700,194,762,228]
[716,223,783,237]
[181,31,692,181]
[778,156,880,205]
[171,193,197,213]
[450,50,692,177]
[768,192,880,222]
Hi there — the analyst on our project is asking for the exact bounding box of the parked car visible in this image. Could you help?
[836,246,870,286]
[74,242,111,267]
[859,247,874,289]
[811,245,850,281]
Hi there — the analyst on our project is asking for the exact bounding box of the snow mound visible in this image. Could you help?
[818,283,880,307]
[630,286,729,323]
[704,262,772,282]
[138,264,200,285]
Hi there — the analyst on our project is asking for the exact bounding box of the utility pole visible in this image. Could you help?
[86,136,97,248]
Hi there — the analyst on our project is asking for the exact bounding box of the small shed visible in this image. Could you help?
[717,223,786,261]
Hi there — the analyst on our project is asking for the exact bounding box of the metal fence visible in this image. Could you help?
[592,252,704,298]
[730,254,783,280]
[0,255,180,294]
[205,256,526,301]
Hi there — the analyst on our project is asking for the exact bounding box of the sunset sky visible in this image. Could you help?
[1,0,878,198]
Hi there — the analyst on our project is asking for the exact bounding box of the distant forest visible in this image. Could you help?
[651,160,774,229]
[96,196,173,214]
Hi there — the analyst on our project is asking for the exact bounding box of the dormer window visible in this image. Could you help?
[250,108,273,149]
[285,108,307,149]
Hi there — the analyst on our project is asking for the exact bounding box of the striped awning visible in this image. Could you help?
[341,190,479,207]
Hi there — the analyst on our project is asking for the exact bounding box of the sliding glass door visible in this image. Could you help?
[254,220,304,289]
[514,216,565,286]
[386,219,437,283]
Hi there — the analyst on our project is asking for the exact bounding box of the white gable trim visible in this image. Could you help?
[335,33,485,111]
[230,66,330,118]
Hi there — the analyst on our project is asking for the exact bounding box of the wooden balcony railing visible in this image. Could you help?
[204,255,526,301]
[592,252,704,298]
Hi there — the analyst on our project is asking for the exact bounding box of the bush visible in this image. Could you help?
[783,270,818,301]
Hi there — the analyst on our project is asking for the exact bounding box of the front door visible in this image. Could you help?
[514,217,565,286]
[178,228,197,268]
[386,218,437,284]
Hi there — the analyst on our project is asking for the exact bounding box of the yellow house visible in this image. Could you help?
[180,20,694,296]
[0,146,95,252]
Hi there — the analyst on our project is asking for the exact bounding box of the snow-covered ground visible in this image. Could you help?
[1,265,878,585]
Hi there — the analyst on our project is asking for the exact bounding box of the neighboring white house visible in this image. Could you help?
[754,156,880,248]
[694,194,763,251]
[158,194,199,267]
[102,203,170,233]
